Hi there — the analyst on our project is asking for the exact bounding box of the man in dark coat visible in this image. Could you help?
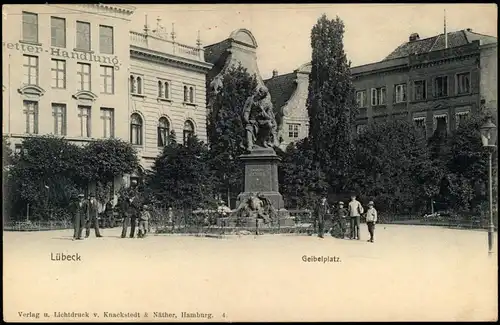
[85,193,102,238]
[120,188,142,238]
[314,196,330,239]
[71,193,87,240]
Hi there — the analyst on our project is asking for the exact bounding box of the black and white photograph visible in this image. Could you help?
[2,3,498,322]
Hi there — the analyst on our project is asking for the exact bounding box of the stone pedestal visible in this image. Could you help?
[236,147,285,210]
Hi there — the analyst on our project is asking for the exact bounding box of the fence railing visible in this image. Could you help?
[4,207,496,233]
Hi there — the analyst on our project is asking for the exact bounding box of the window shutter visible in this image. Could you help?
[371,88,377,106]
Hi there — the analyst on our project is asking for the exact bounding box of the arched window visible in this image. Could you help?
[130,75,136,93]
[158,81,163,97]
[164,82,170,99]
[189,87,194,103]
[130,113,143,145]
[157,117,170,147]
[183,120,195,145]
[136,77,142,94]
[183,86,188,102]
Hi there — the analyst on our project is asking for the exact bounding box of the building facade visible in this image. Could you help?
[264,29,497,147]
[2,4,135,150]
[352,30,497,137]
[264,64,311,150]
[2,4,214,174]
[128,25,212,169]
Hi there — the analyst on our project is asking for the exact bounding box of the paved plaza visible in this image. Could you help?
[3,225,498,322]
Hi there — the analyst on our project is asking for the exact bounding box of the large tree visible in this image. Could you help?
[278,138,329,209]
[348,120,432,214]
[307,14,359,193]
[207,64,258,203]
[6,136,140,221]
[146,134,215,210]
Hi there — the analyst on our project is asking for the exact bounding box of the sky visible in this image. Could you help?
[128,4,497,79]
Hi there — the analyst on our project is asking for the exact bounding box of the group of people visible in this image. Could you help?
[70,188,152,240]
[314,195,378,243]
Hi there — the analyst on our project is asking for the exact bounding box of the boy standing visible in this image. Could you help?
[138,204,151,238]
[336,201,348,239]
[365,201,378,243]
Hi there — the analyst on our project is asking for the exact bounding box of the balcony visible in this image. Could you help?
[130,31,205,62]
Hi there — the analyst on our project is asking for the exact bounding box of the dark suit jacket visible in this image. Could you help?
[315,202,330,223]
[87,199,99,219]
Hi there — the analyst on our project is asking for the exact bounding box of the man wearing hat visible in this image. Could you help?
[70,193,87,240]
[314,196,330,238]
[85,193,102,238]
[365,201,378,243]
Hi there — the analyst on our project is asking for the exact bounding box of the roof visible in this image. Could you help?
[204,39,231,65]
[384,29,497,60]
[264,72,298,111]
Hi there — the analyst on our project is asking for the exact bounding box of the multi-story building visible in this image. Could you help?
[264,29,497,146]
[128,22,213,169]
[264,64,311,150]
[2,4,135,150]
[3,5,214,176]
[352,29,497,137]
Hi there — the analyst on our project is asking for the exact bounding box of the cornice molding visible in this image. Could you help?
[130,46,213,73]
[18,85,45,96]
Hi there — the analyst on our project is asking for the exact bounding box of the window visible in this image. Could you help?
[158,80,170,99]
[23,101,38,134]
[371,87,386,106]
[22,12,38,43]
[78,106,91,137]
[76,21,91,51]
[434,76,448,98]
[356,90,367,108]
[456,73,471,95]
[455,111,470,128]
[183,120,195,145]
[189,87,195,103]
[51,17,66,48]
[99,25,114,54]
[394,84,407,103]
[413,80,427,101]
[100,65,114,94]
[100,108,114,138]
[288,123,300,138]
[23,55,38,85]
[51,59,66,89]
[183,86,189,102]
[157,117,170,147]
[356,124,368,135]
[413,117,426,137]
[130,75,143,95]
[130,113,143,145]
[52,103,67,135]
[433,114,448,134]
[77,63,91,91]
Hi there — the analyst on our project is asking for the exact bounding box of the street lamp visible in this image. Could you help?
[480,116,497,253]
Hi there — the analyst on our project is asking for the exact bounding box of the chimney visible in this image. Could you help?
[272,69,278,78]
[409,33,420,42]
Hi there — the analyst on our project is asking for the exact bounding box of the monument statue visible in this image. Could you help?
[242,85,278,152]
[233,192,277,234]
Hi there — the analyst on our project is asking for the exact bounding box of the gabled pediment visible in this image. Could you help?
[18,85,45,96]
[72,90,98,102]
